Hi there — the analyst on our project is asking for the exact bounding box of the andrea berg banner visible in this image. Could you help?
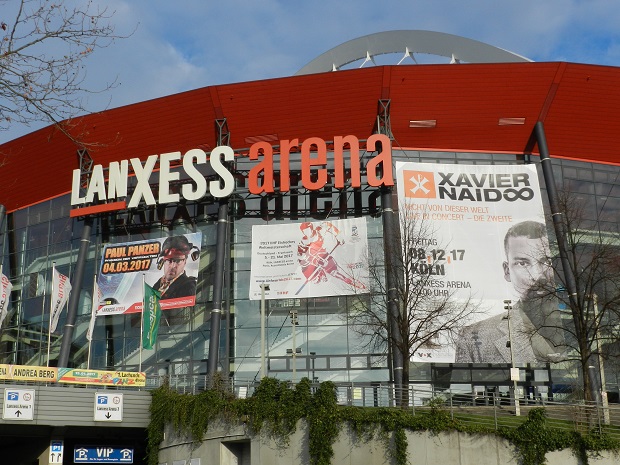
[395,162,552,363]
[0,365,146,386]
[97,232,202,315]
[249,218,370,300]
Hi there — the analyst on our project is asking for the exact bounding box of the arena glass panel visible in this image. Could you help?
[1,150,620,394]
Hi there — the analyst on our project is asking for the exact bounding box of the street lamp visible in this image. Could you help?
[288,310,301,383]
[504,299,521,416]
[260,284,270,379]
[310,351,317,383]
[589,293,610,424]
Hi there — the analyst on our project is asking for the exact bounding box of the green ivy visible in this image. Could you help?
[499,408,620,465]
[147,379,620,465]
[238,377,312,444]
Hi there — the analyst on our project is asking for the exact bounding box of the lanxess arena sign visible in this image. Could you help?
[70,135,394,217]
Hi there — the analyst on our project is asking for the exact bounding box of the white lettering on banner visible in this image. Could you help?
[436,171,534,202]
[70,135,394,213]
[50,269,71,333]
[71,146,236,207]
[0,274,12,329]
[148,295,157,329]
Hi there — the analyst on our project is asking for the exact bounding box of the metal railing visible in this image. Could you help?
[5,372,615,438]
[149,375,620,439]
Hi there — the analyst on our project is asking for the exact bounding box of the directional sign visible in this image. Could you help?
[2,388,35,420]
[94,392,123,422]
[49,440,64,464]
[74,446,134,463]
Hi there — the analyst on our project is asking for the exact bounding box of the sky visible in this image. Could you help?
[3,0,620,142]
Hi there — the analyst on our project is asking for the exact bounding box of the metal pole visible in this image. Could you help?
[290,310,298,383]
[87,274,97,369]
[504,299,520,416]
[381,186,404,403]
[207,200,229,378]
[592,294,610,424]
[310,351,316,382]
[58,216,93,368]
[260,284,267,379]
[39,275,47,366]
[535,122,580,308]
[534,121,596,401]
[47,262,55,367]
[0,204,6,257]
[223,239,232,379]
[139,274,145,373]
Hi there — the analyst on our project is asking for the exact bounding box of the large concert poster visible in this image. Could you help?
[395,162,551,363]
[97,232,202,314]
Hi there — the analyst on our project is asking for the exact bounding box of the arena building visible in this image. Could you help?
[1,30,620,411]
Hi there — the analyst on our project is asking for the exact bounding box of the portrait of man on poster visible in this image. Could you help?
[152,235,199,300]
[455,220,567,364]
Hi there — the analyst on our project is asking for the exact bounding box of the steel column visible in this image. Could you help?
[207,118,231,379]
[534,121,596,401]
[58,217,93,367]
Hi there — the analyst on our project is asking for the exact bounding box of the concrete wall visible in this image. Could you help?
[0,384,151,428]
[157,420,619,465]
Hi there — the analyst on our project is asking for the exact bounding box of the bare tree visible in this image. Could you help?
[349,204,482,407]
[530,191,620,402]
[0,0,121,139]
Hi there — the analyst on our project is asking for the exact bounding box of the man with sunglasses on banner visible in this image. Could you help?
[455,221,567,364]
[153,236,198,300]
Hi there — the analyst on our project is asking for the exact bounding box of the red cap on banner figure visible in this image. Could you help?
[153,236,200,299]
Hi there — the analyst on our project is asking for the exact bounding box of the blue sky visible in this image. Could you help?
[4,0,620,142]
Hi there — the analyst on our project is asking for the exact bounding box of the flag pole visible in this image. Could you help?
[139,274,145,373]
[87,274,98,369]
[47,262,55,367]
[39,268,47,366]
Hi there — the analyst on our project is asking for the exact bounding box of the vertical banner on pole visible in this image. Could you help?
[142,283,161,350]
[86,276,100,342]
[50,266,71,333]
[0,266,13,330]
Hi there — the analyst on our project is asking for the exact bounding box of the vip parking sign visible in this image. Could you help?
[74,446,134,463]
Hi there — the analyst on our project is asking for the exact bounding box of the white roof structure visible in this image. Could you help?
[296,30,531,75]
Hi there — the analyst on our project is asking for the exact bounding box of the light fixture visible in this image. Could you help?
[498,117,526,126]
[409,119,437,128]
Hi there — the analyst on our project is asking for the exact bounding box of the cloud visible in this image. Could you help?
[3,0,619,141]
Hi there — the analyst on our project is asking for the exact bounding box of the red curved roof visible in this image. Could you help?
[2,62,620,212]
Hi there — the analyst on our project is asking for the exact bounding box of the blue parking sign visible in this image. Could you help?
[75,446,134,463]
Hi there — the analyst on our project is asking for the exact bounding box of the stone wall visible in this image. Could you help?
[157,420,618,465]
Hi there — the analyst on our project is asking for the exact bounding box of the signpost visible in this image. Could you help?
[49,440,64,464]
[2,388,35,420]
[74,446,134,463]
[94,392,123,422]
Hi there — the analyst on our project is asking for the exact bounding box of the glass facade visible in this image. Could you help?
[1,148,619,395]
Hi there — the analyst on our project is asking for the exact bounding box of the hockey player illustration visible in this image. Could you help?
[296,221,366,294]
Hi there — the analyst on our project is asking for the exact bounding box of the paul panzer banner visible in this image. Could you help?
[396,162,551,363]
[249,218,370,300]
[97,232,202,314]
